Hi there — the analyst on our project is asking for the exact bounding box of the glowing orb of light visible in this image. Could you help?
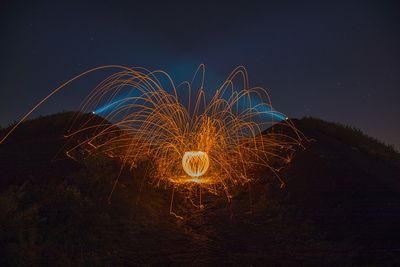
[182,151,210,177]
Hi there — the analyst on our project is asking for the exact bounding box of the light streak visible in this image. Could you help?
[1,64,305,212]
[63,65,304,197]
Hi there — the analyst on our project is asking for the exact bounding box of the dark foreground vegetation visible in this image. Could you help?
[0,113,399,266]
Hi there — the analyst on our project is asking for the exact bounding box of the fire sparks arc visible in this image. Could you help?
[64,65,303,196]
[1,64,304,200]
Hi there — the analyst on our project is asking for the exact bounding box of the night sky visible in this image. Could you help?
[1,0,399,149]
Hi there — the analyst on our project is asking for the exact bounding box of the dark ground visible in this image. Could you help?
[0,113,399,266]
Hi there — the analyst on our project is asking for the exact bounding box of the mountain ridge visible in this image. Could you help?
[0,112,399,266]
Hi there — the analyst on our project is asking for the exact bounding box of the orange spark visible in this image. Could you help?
[1,65,305,212]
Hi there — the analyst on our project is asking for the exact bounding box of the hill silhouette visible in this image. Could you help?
[0,112,399,266]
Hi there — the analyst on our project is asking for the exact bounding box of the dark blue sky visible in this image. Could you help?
[1,0,399,149]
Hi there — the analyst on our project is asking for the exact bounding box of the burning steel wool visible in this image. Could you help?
[1,65,304,210]
[64,65,303,197]
[182,151,210,178]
